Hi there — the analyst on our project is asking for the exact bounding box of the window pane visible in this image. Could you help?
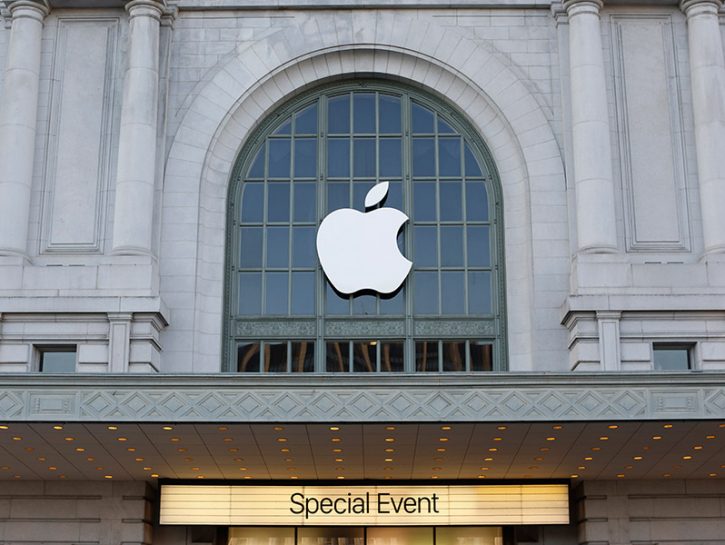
[380,341,404,372]
[238,272,261,314]
[291,271,315,315]
[353,138,376,177]
[240,227,263,268]
[353,341,376,372]
[326,341,349,372]
[467,225,490,268]
[379,138,402,178]
[353,181,375,211]
[379,95,401,134]
[292,227,316,268]
[414,182,436,221]
[265,272,288,315]
[387,180,403,210]
[326,281,348,315]
[412,138,435,177]
[464,142,484,177]
[471,342,493,371]
[266,226,289,268]
[273,119,291,135]
[328,95,350,134]
[654,345,691,370]
[328,138,350,178]
[264,341,288,372]
[468,271,491,314]
[291,341,315,372]
[267,182,290,222]
[441,271,465,315]
[353,93,376,133]
[439,138,461,177]
[247,148,265,178]
[328,182,349,212]
[414,226,438,268]
[294,182,316,223]
[442,340,465,371]
[440,181,462,221]
[294,139,317,178]
[416,340,439,372]
[295,103,317,134]
[414,271,438,314]
[240,182,263,223]
[352,292,377,315]
[440,226,464,267]
[237,342,260,372]
[412,102,434,133]
[438,117,456,135]
[268,139,291,178]
[40,351,76,373]
[379,288,404,315]
[466,181,488,221]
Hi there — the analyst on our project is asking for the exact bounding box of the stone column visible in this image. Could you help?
[111,0,164,255]
[681,0,725,257]
[564,0,618,253]
[0,0,49,256]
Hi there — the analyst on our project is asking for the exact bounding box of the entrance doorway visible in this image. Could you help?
[228,527,503,545]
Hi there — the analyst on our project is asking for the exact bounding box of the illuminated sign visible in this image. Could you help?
[160,484,569,526]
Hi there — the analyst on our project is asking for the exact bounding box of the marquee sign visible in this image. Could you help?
[160,484,569,526]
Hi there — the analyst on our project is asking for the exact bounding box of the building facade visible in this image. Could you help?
[0,0,724,544]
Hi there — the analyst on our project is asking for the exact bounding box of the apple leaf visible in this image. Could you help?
[364,181,389,208]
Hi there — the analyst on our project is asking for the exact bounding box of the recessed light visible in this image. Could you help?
[584,456,593,461]
[280,448,290,453]
[539,447,550,452]
[239,467,248,471]
[484,457,493,462]
[441,426,451,431]
[277,438,288,443]
[86,457,95,462]
[229,448,239,453]
[477,475,487,479]
[384,448,394,453]
[64,437,74,442]
[652,435,662,440]
[625,465,633,470]
[706,435,716,439]
[0,466,9,470]
[59,474,66,479]
[616,474,625,478]
[608,425,619,429]
[162,426,173,431]
[431,475,438,479]
[663,473,671,478]
[335,467,344,471]
[385,438,395,443]
[385,458,393,462]
[329,426,340,431]
[104,475,113,479]
[290,476,298,480]
[432,467,442,471]
[12,436,22,441]
[0,425,8,430]
[570,474,579,478]
[694,445,703,450]
[488,448,497,452]
[117,437,127,442]
[599,436,609,441]
[708,473,717,477]
[273,426,284,431]
[337,476,345,479]
[107,426,118,431]
[592,447,601,451]
[47,466,57,471]
[480,467,489,471]
[682,455,693,460]
[170,437,180,443]
[143,466,152,471]
[75,447,85,453]
[719,423,725,428]
[534,456,544,462]
[633,456,643,461]
[436,447,446,452]
[135,457,144,462]
[192,467,200,471]
[578,466,586,470]
[218,426,228,432]
[284,458,293,463]
[53,425,63,430]
[127,447,136,452]
[332,448,342,453]
[243,476,252,480]
[663,424,673,429]
[439,438,449,443]
[151,473,159,478]
[330,438,341,443]
[552,425,563,430]
[335,458,344,463]
[95,466,104,470]
[497,426,507,431]
[176,448,186,453]
[546,437,556,441]
[385,426,396,431]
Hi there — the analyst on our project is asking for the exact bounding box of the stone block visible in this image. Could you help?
[632,263,708,289]
[77,343,108,364]
[0,343,29,364]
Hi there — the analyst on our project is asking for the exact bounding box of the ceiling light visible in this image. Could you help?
[337,476,345,479]
[584,456,593,461]
[497,426,507,431]
[570,474,579,478]
[48,466,57,471]
[652,435,662,440]
[708,473,717,477]
[95,466,103,470]
[329,426,340,431]
[228,448,239,453]
[64,437,74,442]
[625,465,633,470]
[706,435,716,439]
[273,426,284,431]
[484,457,493,462]
[135,457,144,462]
[243,476,252,480]
[239,467,248,471]
[599,436,609,441]
[616,474,625,478]
[277,438,288,443]
[218,426,228,432]
[170,437,180,443]
[330,438,341,443]
[104,475,113,479]
[192,467,200,471]
[0,425,8,430]
[493,437,503,442]
[578,466,586,470]
[117,437,128,442]
[176,448,186,453]
[37,457,46,462]
[633,456,643,461]
[436,447,446,452]
[441,426,451,431]
[143,466,152,471]
[546,437,556,441]
[86,457,94,462]
[162,426,173,431]
[53,425,63,430]
[431,475,438,479]
[385,426,396,431]
[151,473,159,478]
[663,424,673,429]
[12,436,22,441]
[127,447,136,452]
[480,467,489,471]
[663,473,671,478]
[385,458,393,462]
[439,438,449,443]
[432,467,442,471]
[107,426,118,431]
[488,448,497,452]
[281,448,290,453]
[534,456,544,462]
[332,448,342,453]
[290,476,298,480]
[539,447,550,452]
[608,425,619,429]
[385,438,395,443]
[694,445,703,450]
[682,455,693,460]
[384,448,394,453]
[335,458,344,463]
[477,475,486,479]
[592,447,601,451]
[75,448,85,452]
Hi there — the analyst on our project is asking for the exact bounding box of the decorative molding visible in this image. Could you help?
[235,318,316,338]
[325,319,406,338]
[0,373,723,422]
[414,319,495,337]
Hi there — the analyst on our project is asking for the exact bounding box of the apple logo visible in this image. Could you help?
[316,181,412,295]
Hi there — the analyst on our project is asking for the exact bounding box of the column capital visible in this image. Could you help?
[680,0,723,17]
[5,0,49,21]
[125,0,166,20]
[563,0,603,16]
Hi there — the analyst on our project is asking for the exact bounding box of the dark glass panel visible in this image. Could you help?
[439,181,462,221]
[272,119,291,135]
[411,102,434,134]
[379,138,402,178]
[295,103,317,134]
[240,182,263,223]
[291,341,315,372]
[415,340,439,372]
[386,181,403,211]
[440,226,464,267]
[441,271,465,315]
[237,342,260,372]
[438,138,462,177]
[264,341,288,372]
[240,227,263,268]
[40,351,76,373]
[353,93,376,134]
[414,225,438,268]
[468,271,491,314]
[292,226,316,268]
[238,272,261,315]
[352,292,377,315]
[247,148,265,178]
[380,341,404,372]
[413,182,436,221]
[353,181,375,211]
[268,139,291,178]
[325,281,348,315]
[327,138,350,178]
[327,182,349,213]
[353,138,376,178]
[291,271,315,316]
[438,117,456,134]
[294,139,317,178]
[294,182,316,223]
[266,226,289,268]
[328,95,350,134]
[379,288,404,315]
[379,95,401,134]
[464,142,484,177]
[265,272,288,315]
[414,271,438,314]
[353,340,376,372]
[654,345,691,370]
[470,342,493,371]
[267,182,290,222]
[412,138,435,177]
[466,181,488,221]
[442,340,465,371]
[326,341,349,372]
[467,225,490,268]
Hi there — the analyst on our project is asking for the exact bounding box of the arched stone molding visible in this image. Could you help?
[160,17,567,373]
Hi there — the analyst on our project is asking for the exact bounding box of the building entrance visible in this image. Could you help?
[229,526,503,545]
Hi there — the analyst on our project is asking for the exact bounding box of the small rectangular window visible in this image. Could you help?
[653,343,693,371]
[38,346,77,373]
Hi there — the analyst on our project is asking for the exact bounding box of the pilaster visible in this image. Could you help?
[597,311,621,371]
[108,312,133,373]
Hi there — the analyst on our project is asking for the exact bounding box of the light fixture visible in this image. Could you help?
[616,474,625,478]
[385,437,395,443]
[107,426,118,431]
[480,467,489,471]
[239,467,248,471]
[552,425,563,430]
[385,458,393,462]
[53,425,63,430]
[117,437,127,442]
[48,466,57,471]
[539,447,550,452]
[176,448,186,453]
[570,474,579,478]
[608,425,619,429]
[578,466,586,470]
[277,437,288,443]
[337,476,345,479]
[439,438,449,443]
[599,436,609,441]
[330,437,341,443]
[332,448,342,453]
[162,426,173,431]
[170,437,180,443]
[64,437,75,442]
[143,466,152,471]
[652,435,662,440]
[280,448,290,453]
[228,448,239,453]
[135,457,144,462]
[534,456,544,462]
[663,424,673,429]
[488,447,497,452]
[592,447,601,451]
[633,456,643,461]
[385,426,396,431]
[663,473,671,478]
[0,425,8,430]
[708,473,717,477]
[706,435,716,439]
[151,473,159,478]
[694,445,703,450]
[75,448,85,453]
[682,455,693,460]
[329,426,340,431]
[441,426,451,431]
[493,437,502,442]
[584,456,593,461]
[218,426,228,432]
[335,458,344,463]
[497,426,507,431]
[436,447,446,452]
[477,475,486,479]
[484,457,493,462]
[104,475,113,479]
[273,426,284,431]
[127,447,136,452]
[546,437,556,441]
[384,448,394,453]
[86,457,94,461]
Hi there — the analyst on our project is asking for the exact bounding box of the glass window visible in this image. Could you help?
[38,347,77,373]
[227,83,503,372]
[653,343,692,371]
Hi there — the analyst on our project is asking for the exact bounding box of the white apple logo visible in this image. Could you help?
[316,181,412,295]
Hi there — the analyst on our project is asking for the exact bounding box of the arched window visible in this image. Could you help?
[224,81,506,372]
